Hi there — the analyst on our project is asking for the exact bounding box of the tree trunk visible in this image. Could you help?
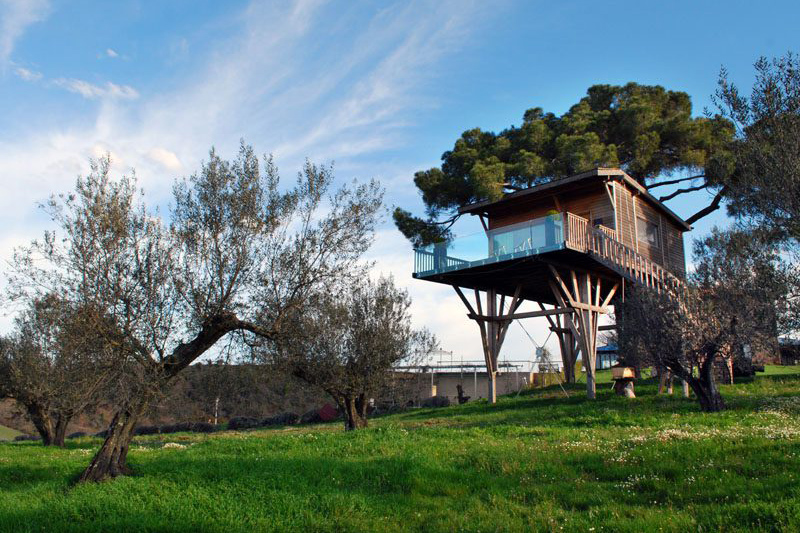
[686,359,725,412]
[53,414,70,447]
[26,402,56,446]
[78,396,150,482]
[76,312,257,482]
[658,369,674,394]
[342,394,368,431]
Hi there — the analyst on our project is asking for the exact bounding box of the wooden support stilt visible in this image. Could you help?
[486,289,498,404]
[541,302,579,383]
[547,265,606,399]
[452,284,522,404]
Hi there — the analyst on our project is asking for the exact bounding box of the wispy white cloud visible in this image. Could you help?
[52,78,139,100]
[105,48,118,58]
[0,0,500,350]
[14,65,40,81]
[0,0,50,66]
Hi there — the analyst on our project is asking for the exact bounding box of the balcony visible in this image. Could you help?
[413,212,685,295]
[413,213,567,276]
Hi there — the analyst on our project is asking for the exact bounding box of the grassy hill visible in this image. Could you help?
[1,367,799,532]
[0,424,21,441]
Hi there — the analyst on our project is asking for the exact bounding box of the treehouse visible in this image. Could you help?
[412,168,691,401]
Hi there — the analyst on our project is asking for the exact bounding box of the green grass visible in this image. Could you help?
[1,367,799,532]
[0,424,21,441]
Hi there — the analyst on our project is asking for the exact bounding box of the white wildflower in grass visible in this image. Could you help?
[71,449,93,456]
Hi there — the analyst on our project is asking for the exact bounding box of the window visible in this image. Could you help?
[637,217,660,247]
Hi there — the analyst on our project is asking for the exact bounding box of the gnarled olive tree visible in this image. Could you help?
[7,144,382,481]
[270,276,435,430]
[0,296,117,446]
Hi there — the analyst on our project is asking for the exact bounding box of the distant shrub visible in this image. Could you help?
[261,412,300,426]
[190,422,218,433]
[67,432,87,439]
[227,417,261,430]
[375,404,406,415]
[160,422,195,434]
[14,435,41,442]
[300,409,323,424]
[134,425,161,436]
[421,396,450,408]
[94,430,108,438]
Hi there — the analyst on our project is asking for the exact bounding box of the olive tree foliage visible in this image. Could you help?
[692,228,799,338]
[6,144,383,481]
[268,276,436,431]
[618,227,794,412]
[395,82,735,246]
[714,52,800,242]
[0,296,117,446]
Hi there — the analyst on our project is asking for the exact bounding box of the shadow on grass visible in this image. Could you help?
[0,451,522,532]
[0,462,64,487]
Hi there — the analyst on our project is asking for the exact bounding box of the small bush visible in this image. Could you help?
[421,395,451,408]
[14,435,41,442]
[227,417,261,430]
[67,431,87,439]
[160,422,195,434]
[134,425,161,436]
[261,412,300,426]
[300,409,323,424]
[375,404,406,415]
[190,422,218,433]
[93,430,108,438]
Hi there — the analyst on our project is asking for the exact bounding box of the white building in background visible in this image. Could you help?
[393,347,564,404]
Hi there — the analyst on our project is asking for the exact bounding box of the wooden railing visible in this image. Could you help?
[597,225,616,239]
[565,212,588,251]
[564,212,685,295]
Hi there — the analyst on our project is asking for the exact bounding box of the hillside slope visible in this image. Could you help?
[1,368,799,532]
[0,424,21,441]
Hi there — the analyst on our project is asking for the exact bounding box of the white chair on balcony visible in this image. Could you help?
[513,238,532,253]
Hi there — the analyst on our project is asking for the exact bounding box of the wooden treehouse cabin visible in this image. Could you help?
[412,168,691,401]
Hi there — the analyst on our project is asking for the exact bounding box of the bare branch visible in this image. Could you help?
[685,186,728,225]
[659,184,708,202]
[646,174,705,189]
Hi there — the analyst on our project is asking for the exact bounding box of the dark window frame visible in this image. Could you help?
[637,216,660,248]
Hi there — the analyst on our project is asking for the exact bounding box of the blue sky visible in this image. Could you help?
[1,0,798,365]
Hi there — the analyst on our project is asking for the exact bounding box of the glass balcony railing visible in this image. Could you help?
[413,213,565,275]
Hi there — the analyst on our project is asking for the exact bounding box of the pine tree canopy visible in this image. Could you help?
[395,82,735,247]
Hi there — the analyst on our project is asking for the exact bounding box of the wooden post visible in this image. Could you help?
[541,302,578,384]
[547,265,604,399]
[487,289,498,404]
[452,285,519,405]
[579,273,598,399]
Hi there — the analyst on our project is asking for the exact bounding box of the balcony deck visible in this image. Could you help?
[413,212,685,305]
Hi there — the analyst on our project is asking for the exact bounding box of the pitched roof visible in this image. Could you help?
[459,167,692,231]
